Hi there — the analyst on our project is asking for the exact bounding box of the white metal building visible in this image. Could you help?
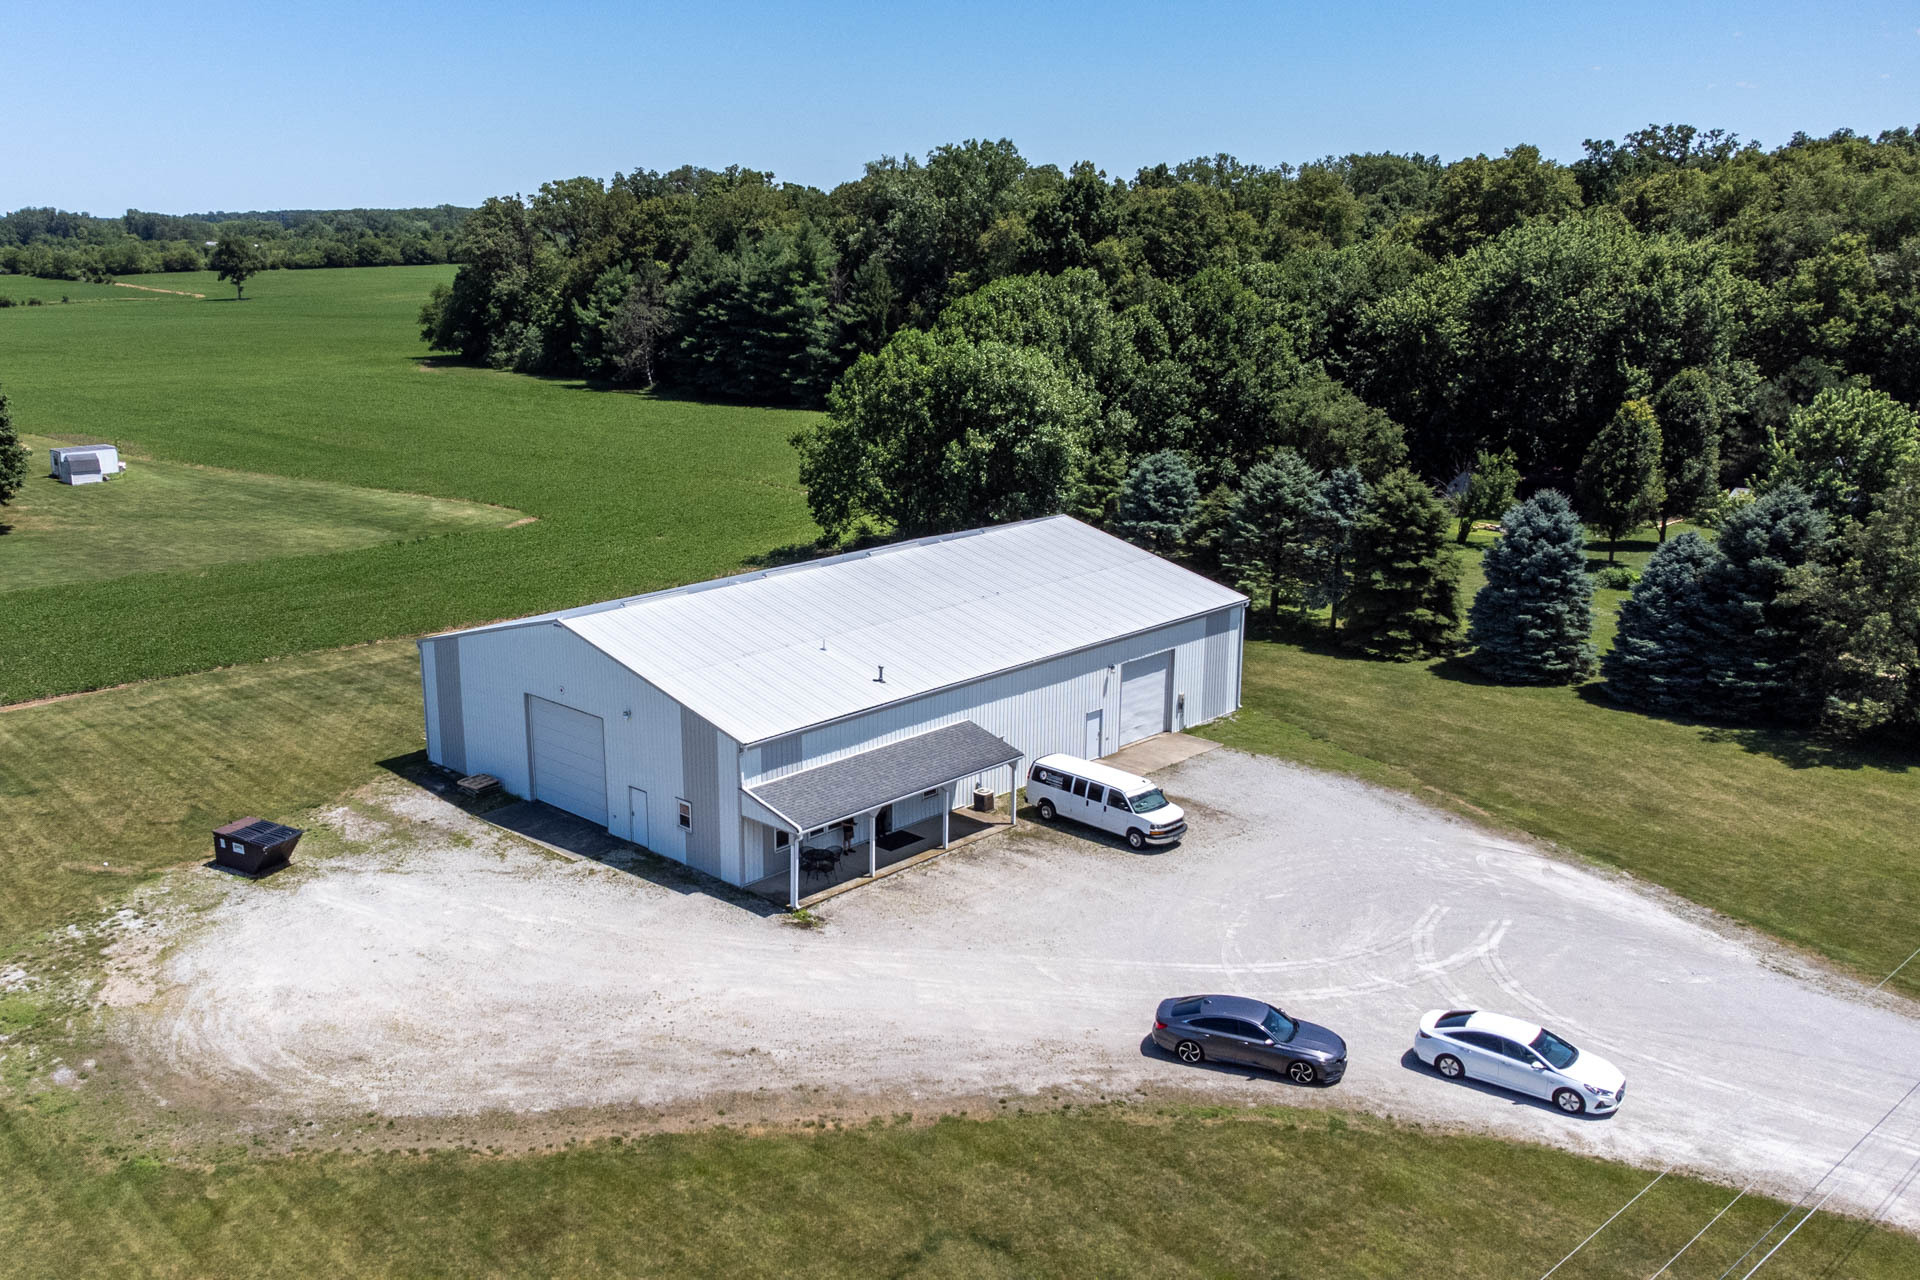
[49,444,125,485]
[418,515,1248,905]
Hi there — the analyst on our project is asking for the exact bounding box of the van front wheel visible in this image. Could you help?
[1037,799,1056,821]
[1126,829,1146,850]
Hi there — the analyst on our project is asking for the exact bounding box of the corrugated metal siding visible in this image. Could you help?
[1202,609,1237,725]
[433,637,467,774]
[437,623,708,864]
[743,606,1241,799]
[550,516,1246,744]
[419,640,441,764]
[680,708,722,877]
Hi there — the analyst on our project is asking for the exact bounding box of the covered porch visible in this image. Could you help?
[743,720,1023,909]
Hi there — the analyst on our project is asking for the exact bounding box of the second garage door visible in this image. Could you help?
[1119,652,1172,745]
[526,695,609,825]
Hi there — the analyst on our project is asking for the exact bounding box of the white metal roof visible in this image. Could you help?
[438,516,1245,746]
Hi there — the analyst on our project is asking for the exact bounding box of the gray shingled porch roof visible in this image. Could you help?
[745,721,1021,832]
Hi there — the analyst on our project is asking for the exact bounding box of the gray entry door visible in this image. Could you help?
[526,695,609,825]
[1084,710,1103,758]
[629,787,650,849]
[1119,652,1173,745]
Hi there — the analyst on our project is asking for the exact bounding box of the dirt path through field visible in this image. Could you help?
[112,281,206,298]
[112,751,1920,1228]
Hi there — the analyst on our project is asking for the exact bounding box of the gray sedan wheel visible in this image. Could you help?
[1286,1060,1318,1085]
[1434,1054,1464,1080]
[1175,1039,1204,1065]
[1554,1088,1586,1115]
[1037,799,1056,821]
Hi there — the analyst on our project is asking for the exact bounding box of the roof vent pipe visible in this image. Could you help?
[875,665,885,683]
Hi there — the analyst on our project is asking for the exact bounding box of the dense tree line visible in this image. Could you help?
[0,205,468,280]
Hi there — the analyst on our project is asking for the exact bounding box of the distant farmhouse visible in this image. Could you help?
[49,444,125,485]
[419,516,1248,906]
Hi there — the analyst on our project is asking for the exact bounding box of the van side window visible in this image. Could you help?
[1031,766,1068,788]
[1071,778,1088,798]
[1107,791,1130,811]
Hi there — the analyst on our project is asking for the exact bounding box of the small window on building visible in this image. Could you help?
[677,799,692,831]
[775,830,790,848]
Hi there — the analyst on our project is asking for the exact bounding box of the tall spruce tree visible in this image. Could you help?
[1578,399,1665,561]
[0,384,28,508]
[1223,450,1323,623]
[1603,532,1721,712]
[1344,468,1463,660]
[1305,466,1369,636]
[1467,489,1596,683]
[1698,483,1830,722]
[1112,449,1199,553]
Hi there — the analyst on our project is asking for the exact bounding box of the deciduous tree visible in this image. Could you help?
[1578,400,1665,561]
[0,384,28,508]
[1450,447,1520,543]
[209,233,268,300]
[1651,368,1724,538]
[1765,385,1920,521]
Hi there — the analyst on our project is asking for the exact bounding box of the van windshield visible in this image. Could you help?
[1128,789,1169,813]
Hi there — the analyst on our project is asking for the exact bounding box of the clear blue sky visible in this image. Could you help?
[5,0,1918,214]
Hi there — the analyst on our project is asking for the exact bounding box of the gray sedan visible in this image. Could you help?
[1152,993,1348,1085]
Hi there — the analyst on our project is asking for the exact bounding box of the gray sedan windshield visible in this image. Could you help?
[1128,788,1169,813]
[1531,1028,1579,1070]
[1261,1007,1298,1043]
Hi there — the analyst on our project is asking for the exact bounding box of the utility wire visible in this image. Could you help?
[1871,941,1920,991]
[1646,1184,1750,1279]
[1736,1183,1843,1279]
[1713,1072,1920,1280]
[1811,1109,1920,1280]
[1537,1166,1671,1279]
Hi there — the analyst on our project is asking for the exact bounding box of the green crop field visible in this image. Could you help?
[0,266,819,702]
[0,276,182,305]
[2,433,521,591]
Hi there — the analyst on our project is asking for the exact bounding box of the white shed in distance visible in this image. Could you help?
[49,444,126,485]
[419,516,1249,905]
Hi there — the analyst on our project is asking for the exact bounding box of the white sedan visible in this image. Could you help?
[1413,1008,1627,1116]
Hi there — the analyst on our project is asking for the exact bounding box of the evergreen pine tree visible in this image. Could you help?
[0,384,28,508]
[1467,489,1596,683]
[1305,466,1368,636]
[1223,450,1323,623]
[1344,468,1464,660]
[1603,532,1721,712]
[1112,450,1199,553]
[1698,483,1830,722]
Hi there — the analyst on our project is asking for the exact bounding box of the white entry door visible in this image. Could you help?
[628,787,650,849]
[1085,709,1103,758]
[1119,652,1173,745]
[526,695,609,825]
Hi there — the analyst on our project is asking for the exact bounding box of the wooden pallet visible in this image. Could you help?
[454,773,501,799]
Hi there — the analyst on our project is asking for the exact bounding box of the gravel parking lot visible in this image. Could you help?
[118,747,1920,1225]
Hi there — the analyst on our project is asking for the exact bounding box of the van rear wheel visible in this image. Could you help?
[1037,799,1056,821]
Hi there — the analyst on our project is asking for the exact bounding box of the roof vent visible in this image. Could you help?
[874,665,885,683]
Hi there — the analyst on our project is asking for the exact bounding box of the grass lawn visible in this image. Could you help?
[0,276,185,305]
[2,433,521,591]
[4,1103,1915,1279]
[0,266,819,702]
[1205,524,1920,997]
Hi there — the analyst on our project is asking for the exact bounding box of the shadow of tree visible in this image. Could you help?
[1570,684,1918,773]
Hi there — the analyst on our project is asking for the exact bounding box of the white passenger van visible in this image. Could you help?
[1026,753,1187,849]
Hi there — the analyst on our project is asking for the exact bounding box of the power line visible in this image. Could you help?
[1871,941,1920,991]
[1646,1184,1749,1279]
[1713,1072,1920,1280]
[1812,1121,1920,1280]
[1537,1166,1671,1279]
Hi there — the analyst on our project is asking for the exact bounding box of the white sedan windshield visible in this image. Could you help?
[1128,789,1169,813]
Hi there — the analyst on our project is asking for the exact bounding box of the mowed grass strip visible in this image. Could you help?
[0,277,183,304]
[3,1106,1915,1279]
[0,642,422,946]
[2,433,522,591]
[0,266,819,702]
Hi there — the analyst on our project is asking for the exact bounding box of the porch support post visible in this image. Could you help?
[867,811,877,878]
[788,830,799,909]
[942,791,951,849]
[1009,759,1020,829]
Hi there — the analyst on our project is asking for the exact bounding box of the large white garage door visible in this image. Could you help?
[1119,652,1172,745]
[526,696,608,825]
